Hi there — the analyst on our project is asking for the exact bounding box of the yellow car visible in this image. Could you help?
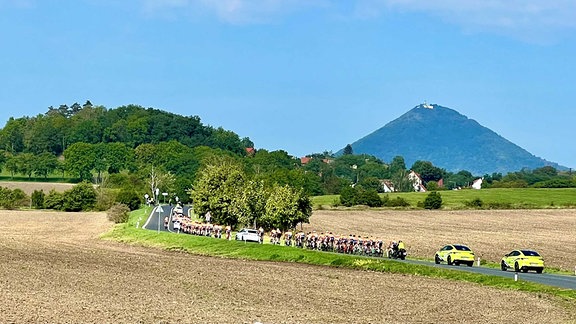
[434,244,475,267]
[501,249,544,273]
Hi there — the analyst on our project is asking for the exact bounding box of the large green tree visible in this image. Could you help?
[411,160,445,183]
[64,142,96,181]
[190,160,246,226]
[262,184,311,231]
[33,152,58,178]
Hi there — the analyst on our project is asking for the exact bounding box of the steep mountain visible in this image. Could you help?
[344,104,564,175]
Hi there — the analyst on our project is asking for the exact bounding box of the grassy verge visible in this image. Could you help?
[102,208,576,302]
[312,188,576,209]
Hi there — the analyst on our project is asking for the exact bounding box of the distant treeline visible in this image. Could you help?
[0,103,573,208]
[0,101,252,156]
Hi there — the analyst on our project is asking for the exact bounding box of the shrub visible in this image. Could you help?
[387,196,410,207]
[31,190,45,209]
[357,189,383,207]
[426,181,440,191]
[107,203,130,223]
[45,189,64,210]
[339,186,357,207]
[464,198,483,208]
[116,188,141,211]
[62,182,97,212]
[486,202,512,209]
[423,191,442,210]
[94,188,115,211]
[0,187,27,210]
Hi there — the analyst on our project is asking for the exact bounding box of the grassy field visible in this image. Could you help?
[0,170,77,183]
[312,188,576,209]
[101,207,576,301]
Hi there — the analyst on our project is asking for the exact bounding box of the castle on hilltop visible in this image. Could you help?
[422,101,433,109]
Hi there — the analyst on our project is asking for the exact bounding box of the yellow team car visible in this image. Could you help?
[434,244,475,267]
[501,249,544,273]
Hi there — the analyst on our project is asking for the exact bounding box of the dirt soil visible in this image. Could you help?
[0,181,75,195]
[0,211,575,323]
[304,209,576,271]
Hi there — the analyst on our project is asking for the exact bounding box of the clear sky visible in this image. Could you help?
[1,0,575,169]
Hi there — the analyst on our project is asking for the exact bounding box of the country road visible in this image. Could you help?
[141,205,576,290]
[400,258,576,290]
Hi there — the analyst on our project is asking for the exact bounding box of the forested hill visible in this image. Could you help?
[345,104,565,175]
[0,102,253,156]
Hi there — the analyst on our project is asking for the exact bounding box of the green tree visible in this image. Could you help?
[238,179,268,228]
[411,160,445,183]
[339,186,357,207]
[356,188,383,207]
[262,184,311,231]
[93,143,108,183]
[0,187,27,209]
[358,176,383,192]
[64,142,96,181]
[116,188,142,211]
[62,182,97,211]
[25,113,65,155]
[0,117,26,153]
[389,156,407,175]
[33,152,58,178]
[392,170,413,192]
[45,189,65,210]
[533,166,558,177]
[343,144,353,155]
[190,160,246,226]
[31,190,45,209]
[4,154,19,178]
[134,143,157,167]
[423,191,442,210]
[426,181,440,191]
[106,142,135,174]
[17,153,35,178]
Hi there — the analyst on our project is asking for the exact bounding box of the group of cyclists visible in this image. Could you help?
[164,209,233,240]
[163,205,406,259]
[276,231,406,258]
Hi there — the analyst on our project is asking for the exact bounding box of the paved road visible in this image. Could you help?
[140,208,575,290]
[394,258,576,290]
[142,204,191,232]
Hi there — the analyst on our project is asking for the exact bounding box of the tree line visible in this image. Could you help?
[0,102,252,157]
[0,103,573,217]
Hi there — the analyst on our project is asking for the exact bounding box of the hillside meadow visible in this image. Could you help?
[311,188,576,209]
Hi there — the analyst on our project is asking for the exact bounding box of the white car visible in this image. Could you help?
[235,228,260,242]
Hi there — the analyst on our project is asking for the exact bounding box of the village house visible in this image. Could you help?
[408,170,427,192]
[472,178,483,189]
[379,180,395,193]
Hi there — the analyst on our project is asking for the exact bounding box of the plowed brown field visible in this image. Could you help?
[0,210,574,323]
[304,209,576,271]
[0,181,75,195]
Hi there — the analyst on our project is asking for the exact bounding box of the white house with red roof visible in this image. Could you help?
[408,170,427,192]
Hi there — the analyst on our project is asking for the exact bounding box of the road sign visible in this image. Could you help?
[157,205,164,233]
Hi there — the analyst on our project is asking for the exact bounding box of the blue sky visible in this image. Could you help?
[1,0,575,169]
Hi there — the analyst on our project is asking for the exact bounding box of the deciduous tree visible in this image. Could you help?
[64,142,96,181]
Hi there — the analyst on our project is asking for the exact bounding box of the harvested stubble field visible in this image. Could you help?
[0,181,75,195]
[305,209,576,271]
[0,211,575,323]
